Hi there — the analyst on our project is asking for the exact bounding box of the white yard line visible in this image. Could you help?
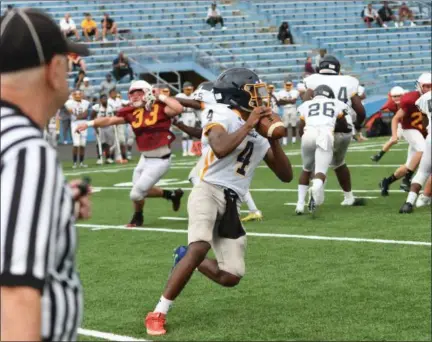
[77,224,431,247]
[159,216,188,221]
[88,187,406,194]
[78,328,149,341]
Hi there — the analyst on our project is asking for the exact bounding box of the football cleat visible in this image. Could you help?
[416,194,431,208]
[241,211,263,222]
[79,163,88,168]
[399,202,414,214]
[172,245,188,270]
[126,212,143,227]
[295,204,304,215]
[379,178,390,196]
[106,158,114,164]
[96,158,103,165]
[370,154,382,162]
[170,189,184,212]
[145,312,167,336]
[72,163,78,169]
[307,188,317,216]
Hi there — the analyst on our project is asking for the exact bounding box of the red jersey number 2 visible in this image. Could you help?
[411,111,423,129]
[132,104,159,128]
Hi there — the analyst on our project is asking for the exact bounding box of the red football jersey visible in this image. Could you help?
[117,102,175,151]
[381,96,399,113]
[400,91,425,133]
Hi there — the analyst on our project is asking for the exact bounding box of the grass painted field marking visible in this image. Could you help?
[78,328,149,341]
[77,224,431,247]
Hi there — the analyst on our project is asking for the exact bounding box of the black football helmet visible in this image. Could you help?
[213,67,269,112]
[314,85,335,99]
[319,55,341,75]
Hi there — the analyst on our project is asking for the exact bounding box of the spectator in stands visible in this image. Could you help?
[68,52,86,72]
[74,70,86,89]
[314,49,327,71]
[101,13,118,41]
[60,13,80,40]
[112,52,134,81]
[277,22,294,45]
[80,77,97,101]
[100,74,117,95]
[4,4,13,14]
[206,3,226,31]
[81,13,99,41]
[378,1,399,27]
[363,3,385,28]
[304,57,315,75]
[398,2,416,27]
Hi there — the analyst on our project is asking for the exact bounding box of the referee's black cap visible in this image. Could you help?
[0,8,90,73]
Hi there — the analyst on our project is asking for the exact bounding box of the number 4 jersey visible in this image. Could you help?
[199,104,270,198]
[116,102,175,151]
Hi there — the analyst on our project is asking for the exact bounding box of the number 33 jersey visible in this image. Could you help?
[198,104,270,198]
[116,102,175,151]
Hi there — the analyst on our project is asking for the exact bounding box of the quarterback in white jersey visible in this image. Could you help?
[276,80,299,145]
[145,68,293,336]
[296,85,349,214]
[400,90,432,213]
[303,55,366,206]
[175,82,264,222]
[65,90,90,168]
[176,82,198,156]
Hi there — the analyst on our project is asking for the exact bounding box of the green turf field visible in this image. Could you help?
[67,138,431,341]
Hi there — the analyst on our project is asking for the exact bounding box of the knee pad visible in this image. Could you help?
[129,186,146,202]
[127,137,134,146]
[412,171,429,187]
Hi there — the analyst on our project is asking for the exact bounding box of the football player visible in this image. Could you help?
[144,68,293,336]
[174,82,264,222]
[91,94,116,164]
[303,55,366,206]
[267,84,280,114]
[379,73,431,195]
[296,85,349,214]
[108,88,128,162]
[399,89,431,213]
[276,79,300,145]
[371,86,406,162]
[176,81,198,156]
[76,80,185,226]
[43,110,59,147]
[65,90,90,168]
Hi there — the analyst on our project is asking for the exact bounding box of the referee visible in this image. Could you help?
[1,8,92,341]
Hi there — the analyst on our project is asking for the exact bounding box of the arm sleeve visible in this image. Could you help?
[1,145,60,292]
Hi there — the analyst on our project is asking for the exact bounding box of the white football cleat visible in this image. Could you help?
[79,163,88,168]
[106,158,114,164]
[295,203,305,215]
[72,163,78,169]
[96,158,103,165]
[182,151,188,157]
[416,194,431,208]
[341,197,355,206]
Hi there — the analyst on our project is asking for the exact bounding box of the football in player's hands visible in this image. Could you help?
[256,113,285,140]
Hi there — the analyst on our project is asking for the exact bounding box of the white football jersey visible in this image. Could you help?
[276,89,299,112]
[198,104,270,198]
[298,97,349,129]
[416,91,432,133]
[108,97,124,112]
[64,99,90,121]
[304,74,359,108]
[192,88,217,123]
[92,103,115,118]
[176,92,196,121]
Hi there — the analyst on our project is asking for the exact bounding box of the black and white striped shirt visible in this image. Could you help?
[0,100,83,341]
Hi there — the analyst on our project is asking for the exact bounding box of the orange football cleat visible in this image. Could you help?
[145,312,167,336]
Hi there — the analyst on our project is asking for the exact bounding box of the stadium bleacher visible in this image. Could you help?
[2,0,431,96]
